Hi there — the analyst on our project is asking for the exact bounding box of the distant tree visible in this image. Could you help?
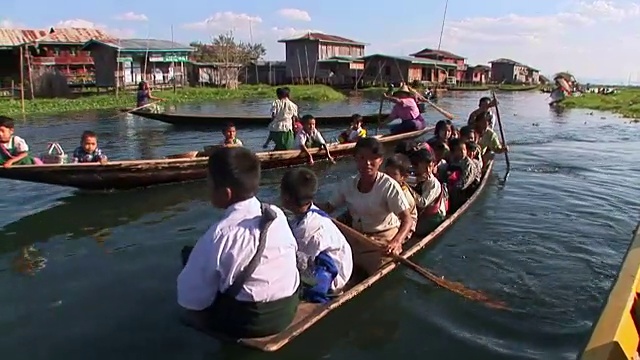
[190,32,266,89]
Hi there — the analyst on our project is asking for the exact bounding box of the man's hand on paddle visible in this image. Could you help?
[385,238,403,255]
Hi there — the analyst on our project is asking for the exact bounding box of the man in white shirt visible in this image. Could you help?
[280,168,353,303]
[177,147,300,338]
[264,87,298,151]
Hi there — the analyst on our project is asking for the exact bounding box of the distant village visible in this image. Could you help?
[0,27,544,97]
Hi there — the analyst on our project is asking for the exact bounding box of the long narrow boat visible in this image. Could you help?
[577,223,640,360]
[215,160,493,352]
[0,128,429,190]
[124,109,389,128]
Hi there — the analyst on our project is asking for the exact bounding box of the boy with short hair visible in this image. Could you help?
[177,146,300,338]
[220,122,243,147]
[280,168,353,303]
[296,114,335,165]
[384,153,419,237]
[265,87,298,150]
[72,130,108,164]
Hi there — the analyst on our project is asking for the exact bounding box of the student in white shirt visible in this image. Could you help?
[177,146,300,338]
[280,168,353,303]
[319,137,413,275]
[295,114,335,165]
[264,87,298,151]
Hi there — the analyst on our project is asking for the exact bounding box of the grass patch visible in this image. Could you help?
[561,89,640,119]
[0,84,346,117]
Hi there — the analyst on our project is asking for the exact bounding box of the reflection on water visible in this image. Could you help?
[0,91,639,360]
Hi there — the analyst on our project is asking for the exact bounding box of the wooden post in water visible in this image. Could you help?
[26,46,35,100]
[171,24,176,93]
[19,46,25,113]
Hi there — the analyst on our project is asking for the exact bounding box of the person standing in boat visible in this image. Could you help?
[136,81,164,110]
[474,111,508,165]
[319,137,413,275]
[467,96,496,129]
[280,168,353,303]
[381,85,427,135]
[264,87,298,151]
[177,146,300,338]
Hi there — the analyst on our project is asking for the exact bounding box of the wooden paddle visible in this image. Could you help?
[332,219,508,310]
[424,98,454,120]
[490,91,511,180]
[375,93,385,135]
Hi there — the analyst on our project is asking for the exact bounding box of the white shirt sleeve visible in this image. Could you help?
[295,132,307,148]
[313,131,326,145]
[13,136,29,152]
[177,226,221,311]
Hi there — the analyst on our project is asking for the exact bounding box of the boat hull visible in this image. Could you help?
[125,110,389,128]
[209,161,495,351]
[0,128,430,190]
[578,223,640,360]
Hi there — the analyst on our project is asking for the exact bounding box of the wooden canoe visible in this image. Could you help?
[124,109,390,128]
[223,160,494,352]
[577,223,640,360]
[0,128,430,191]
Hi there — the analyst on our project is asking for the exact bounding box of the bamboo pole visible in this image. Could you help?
[171,24,176,93]
[25,46,35,99]
[296,50,303,85]
[19,46,25,113]
[304,45,310,84]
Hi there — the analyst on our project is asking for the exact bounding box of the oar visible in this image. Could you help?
[491,91,510,181]
[375,93,385,135]
[125,100,162,114]
[332,219,508,310]
[424,99,454,120]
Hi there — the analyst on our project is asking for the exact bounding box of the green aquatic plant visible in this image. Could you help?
[0,84,346,117]
[561,88,640,119]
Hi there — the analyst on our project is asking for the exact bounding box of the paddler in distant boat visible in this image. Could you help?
[177,146,300,338]
[380,84,427,135]
[467,96,496,129]
[136,81,164,111]
[264,87,298,151]
[318,137,414,275]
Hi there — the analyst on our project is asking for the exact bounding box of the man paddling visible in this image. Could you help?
[177,146,300,338]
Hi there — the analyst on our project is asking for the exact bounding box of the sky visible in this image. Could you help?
[1,0,638,84]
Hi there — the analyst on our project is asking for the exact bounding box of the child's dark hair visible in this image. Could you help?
[207,147,260,200]
[459,125,474,138]
[355,137,384,156]
[301,114,315,124]
[280,168,317,207]
[276,87,286,99]
[466,141,479,154]
[0,116,15,129]
[434,119,450,136]
[137,81,147,91]
[81,130,97,141]
[448,137,465,151]
[431,140,449,158]
[394,140,417,156]
[409,148,434,167]
[385,153,412,176]
[474,110,491,125]
[351,114,363,123]
[479,96,491,106]
[223,122,235,131]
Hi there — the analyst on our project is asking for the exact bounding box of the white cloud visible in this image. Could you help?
[183,11,262,32]
[115,12,148,22]
[0,19,23,28]
[271,27,323,39]
[276,8,311,22]
[388,0,640,82]
[56,19,135,38]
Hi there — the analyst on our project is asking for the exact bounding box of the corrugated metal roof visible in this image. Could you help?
[278,32,366,45]
[410,48,465,60]
[0,27,111,47]
[362,54,458,68]
[85,38,193,51]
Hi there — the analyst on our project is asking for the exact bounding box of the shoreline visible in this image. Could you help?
[560,89,640,122]
[0,85,346,117]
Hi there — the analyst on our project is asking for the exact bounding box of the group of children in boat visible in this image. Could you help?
[177,99,508,338]
[0,116,107,167]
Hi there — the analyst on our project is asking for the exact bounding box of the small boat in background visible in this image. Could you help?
[122,110,388,128]
[577,223,640,360]
[0,128,430,191]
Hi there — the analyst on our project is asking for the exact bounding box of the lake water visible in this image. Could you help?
[1,91,639,360]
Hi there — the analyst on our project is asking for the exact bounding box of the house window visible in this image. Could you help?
[53,48,60,56]
[69,48,77,56]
